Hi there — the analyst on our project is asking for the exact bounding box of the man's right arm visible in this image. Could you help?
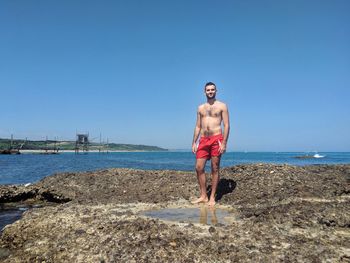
[192,109,201,153]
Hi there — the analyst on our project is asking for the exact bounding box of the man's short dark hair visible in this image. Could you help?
[205,82,216,89]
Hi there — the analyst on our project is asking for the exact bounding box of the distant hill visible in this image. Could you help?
[0,138,167,152]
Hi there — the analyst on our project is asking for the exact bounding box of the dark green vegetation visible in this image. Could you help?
[0,138,167,151]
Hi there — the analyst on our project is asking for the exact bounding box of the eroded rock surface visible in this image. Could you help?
[0,164,349,262]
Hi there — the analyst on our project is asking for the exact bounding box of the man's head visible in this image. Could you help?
[204,82,217,100]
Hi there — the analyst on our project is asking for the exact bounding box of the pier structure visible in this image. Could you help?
[75,133,89,154]
[43,136,59,154]
[98,133,109,154]
[0,134,22,154]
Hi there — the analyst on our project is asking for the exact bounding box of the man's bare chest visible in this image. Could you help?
[200,107,222,118]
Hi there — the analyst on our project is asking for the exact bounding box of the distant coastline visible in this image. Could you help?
[19,149,168,154]
[0,138,167,152]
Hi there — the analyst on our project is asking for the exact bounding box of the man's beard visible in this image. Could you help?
[206,94,216,100]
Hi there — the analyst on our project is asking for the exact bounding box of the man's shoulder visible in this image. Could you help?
[198,103,206,109]
[216,100,228,108]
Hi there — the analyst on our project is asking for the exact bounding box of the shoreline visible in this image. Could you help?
[10,149,350,154]
[0,163,349,262]
[3,150,350,154]
[18,149,168,154]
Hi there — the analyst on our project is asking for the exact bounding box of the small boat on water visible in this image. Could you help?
[294,153,325,159]
[0,149,21,154]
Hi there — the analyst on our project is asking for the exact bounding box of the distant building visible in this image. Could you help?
[75,133,89,153]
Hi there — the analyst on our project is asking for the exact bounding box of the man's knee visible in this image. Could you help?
[211,165,219,174]
[195,163,205,174]
[211,159,220,174]
[196,166,205,174]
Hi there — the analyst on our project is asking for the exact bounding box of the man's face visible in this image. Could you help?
[205,85,217,99]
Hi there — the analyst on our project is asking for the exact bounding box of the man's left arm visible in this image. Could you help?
[220,105,230,154]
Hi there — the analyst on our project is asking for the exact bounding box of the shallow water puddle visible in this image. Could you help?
[142,206,234,226]
[0,205,42,232]
[0,208,27,231]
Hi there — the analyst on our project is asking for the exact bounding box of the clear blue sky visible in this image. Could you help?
[1,0,349,151]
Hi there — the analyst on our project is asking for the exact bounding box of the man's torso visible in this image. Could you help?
[198,100,225,137]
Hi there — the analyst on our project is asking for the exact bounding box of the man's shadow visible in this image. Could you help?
[207,178,236,201]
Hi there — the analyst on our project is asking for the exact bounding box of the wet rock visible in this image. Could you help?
[208,226,216,234]
[0,185,37,203]
[0,164,349,262]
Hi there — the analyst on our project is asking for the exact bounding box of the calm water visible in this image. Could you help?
[0,152,349,185]
[142,206,233,226]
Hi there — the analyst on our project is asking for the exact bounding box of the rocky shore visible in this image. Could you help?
[0,164,349,262]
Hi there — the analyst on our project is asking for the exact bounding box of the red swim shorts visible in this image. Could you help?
[196,134,223,160]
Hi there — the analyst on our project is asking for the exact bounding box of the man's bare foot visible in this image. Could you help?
[207,199,216,206]
[191,197,208,204]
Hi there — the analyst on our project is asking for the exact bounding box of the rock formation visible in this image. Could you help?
[0,164,349,262]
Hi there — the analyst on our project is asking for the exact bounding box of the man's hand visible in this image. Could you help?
[192,142,197,154]
[219,141,226,154]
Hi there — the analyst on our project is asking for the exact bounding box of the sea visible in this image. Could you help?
[1,151,350,185]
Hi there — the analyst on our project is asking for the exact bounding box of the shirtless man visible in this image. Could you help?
[192,82,230,206]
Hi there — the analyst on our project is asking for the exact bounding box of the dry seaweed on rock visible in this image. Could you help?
[0,164,349,262]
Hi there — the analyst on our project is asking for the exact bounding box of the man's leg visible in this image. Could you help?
[191,158,208,204]
[208,156,220,206]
